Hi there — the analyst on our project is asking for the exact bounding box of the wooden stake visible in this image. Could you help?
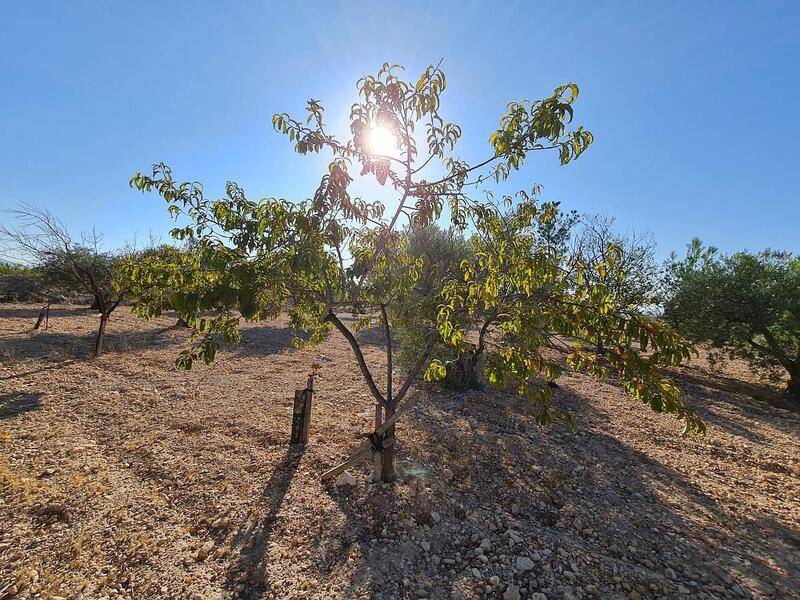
[33,304,48,330]
[291,374,314,445]
[302,374,314,444]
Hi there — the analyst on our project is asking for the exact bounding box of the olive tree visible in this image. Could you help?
[664,239,800,401]
[390,224,474,386]
[129,63,703,482]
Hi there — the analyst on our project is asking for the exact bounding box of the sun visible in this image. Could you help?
[368,124,396,157]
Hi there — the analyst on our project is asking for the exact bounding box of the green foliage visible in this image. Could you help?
[391,225,473,372]
[664,239,800,398]
[433,197,704,433]
[569,214,660,310]
[130,61,703,443]
[0,261,40,277]
[126,168,334,369]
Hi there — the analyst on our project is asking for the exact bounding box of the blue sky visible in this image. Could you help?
[1,1,798,260]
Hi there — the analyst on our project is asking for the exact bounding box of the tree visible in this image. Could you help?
[1,205,131,356]
[121,244,196,327]
[432,196,702,430]
[664,239,800,401]
[390,224,475,388]
[129,63,703,482]
[568,214,660,352]
[570,214,660,308]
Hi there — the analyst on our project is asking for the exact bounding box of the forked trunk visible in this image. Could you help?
[94,313,108,357]
[381,405,396,482]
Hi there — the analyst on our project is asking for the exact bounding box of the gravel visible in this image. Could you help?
[0,303,798,599]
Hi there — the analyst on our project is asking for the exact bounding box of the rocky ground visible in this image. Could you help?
[0,303,798,600]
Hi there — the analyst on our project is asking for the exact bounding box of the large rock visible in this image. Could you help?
[503,584,521,600]
[515,555,535,572]
[335,472,357,488]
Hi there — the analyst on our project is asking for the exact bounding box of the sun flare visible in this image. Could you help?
[368,124,396,157]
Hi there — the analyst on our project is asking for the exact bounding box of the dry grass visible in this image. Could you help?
[0,303,798,599]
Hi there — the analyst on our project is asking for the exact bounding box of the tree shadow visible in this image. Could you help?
[0,359,76,381]
[671,366,800,441]
[0,305,84,321]
[353,325,388,348]
[0,392,43,419]
[320,379,797,599]
[223,445,306,598]
[0,325,180,360]
[230,325,303,358]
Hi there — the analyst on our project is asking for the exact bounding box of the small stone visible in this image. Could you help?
[441,468,453,480]
[480,538,492,551]
[515,556,535,572]
[678,585,690,595]
[421,541,431,552]
[532,593,547,600]
[511,503,520,515]
[665,567,677,580]
[471,567,482,579]
[211,517,231,529]
[431,511,442,523]
[195,540,214,561]
[503,584,521,600]
[490,575,500,586]
[335,472,357,487]
[572,517,583,532]
[628,592,642,600]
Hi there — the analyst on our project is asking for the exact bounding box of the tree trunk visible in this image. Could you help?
[372,403,383,482]
[381,404,396,482]
[379,304,396,482]
[89,295,102,312]
[786,365,800,401]
[94,313,108,357]
[443,349,482,391]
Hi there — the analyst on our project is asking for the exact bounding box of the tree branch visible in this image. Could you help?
[380,304,393,405]
[394,339,435,405]
[324,310,388,408]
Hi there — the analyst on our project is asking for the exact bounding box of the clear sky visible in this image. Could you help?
[1,1,798,260]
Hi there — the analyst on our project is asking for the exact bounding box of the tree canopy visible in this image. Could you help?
[129,63,704,480]
[664,239,800,400]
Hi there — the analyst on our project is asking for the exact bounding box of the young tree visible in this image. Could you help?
[664,239,800,401]
[431,195,702,429]
[1,205,130,356]
[130,63,702,482]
